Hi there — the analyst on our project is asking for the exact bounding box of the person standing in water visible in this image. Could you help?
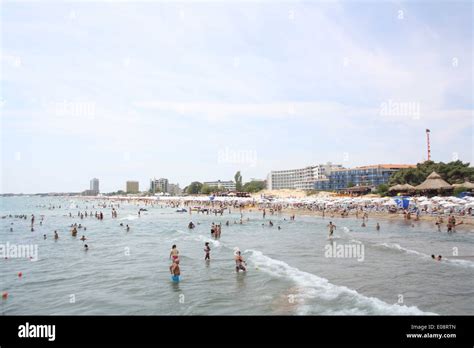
[170,245,179,262]
[170,260,181,281]
[235,251,247,273]
[204,242,211,260]
[327,222,336,237]
[376,223,380,231]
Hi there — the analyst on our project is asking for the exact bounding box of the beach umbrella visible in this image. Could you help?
[452,181,474,189]
[415,172,453,191]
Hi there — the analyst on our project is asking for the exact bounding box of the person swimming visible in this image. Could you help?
[126,225,130,232]
[84,244,89,251]
[376,223,380,231]
[431,254,442,261]
[54,231,59,239]
[80,235,87,241]
[188,222,195,229]
[235,251,247,273]
[204,242,211,260]
[170,245,179,261]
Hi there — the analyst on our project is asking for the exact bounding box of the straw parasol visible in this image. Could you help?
[389,183,415,192]
[415,172,452,191]
[452,181,474,190]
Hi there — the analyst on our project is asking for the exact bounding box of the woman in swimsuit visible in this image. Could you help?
[170,245,179,261]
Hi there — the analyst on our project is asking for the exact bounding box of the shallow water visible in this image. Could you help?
[1,196,473,315]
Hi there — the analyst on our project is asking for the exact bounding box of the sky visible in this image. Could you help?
[0,0,473,193]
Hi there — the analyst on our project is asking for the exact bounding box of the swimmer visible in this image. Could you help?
[120,223,124,227]
[235,251,247,273]
[43,234,47,240]
[204,242,211,260]
[170,245,179,261]
[84,244,89,251]
[126,225,130,232]
[327,222,336,237]
[54,231,59,239]
[80,235,87,241]
[278,226,281,230]
[431,254,442,261]
[31,227,34,232]
[376,223,380,231]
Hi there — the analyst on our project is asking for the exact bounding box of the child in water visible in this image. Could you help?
[204,242,211,260]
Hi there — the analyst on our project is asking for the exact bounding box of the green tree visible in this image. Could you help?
[186,182,203,194]
[453,186,468,196]
[376,184,389,196]
[243,180,266,193]
[347,182,355,188]
[388,161,474,186]
[200,185,219,194]
[234,171,243,191]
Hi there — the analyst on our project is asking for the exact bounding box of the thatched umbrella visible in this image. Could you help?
[452,181,474,190]
[415,172,452,191]
[389,183,415,192]
[389,184,404,192]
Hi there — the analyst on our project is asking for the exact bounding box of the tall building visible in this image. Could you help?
[203,180,236,191]
[266,163,343,190]
[90,178,99,194]
[168,183,182,196]
[314,164,416,191]
[126,181,139,194]
[150,178,169,193]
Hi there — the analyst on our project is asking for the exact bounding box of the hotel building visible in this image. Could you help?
[314,164,415,191]
[266,163,343,190]
[203,180,236,191]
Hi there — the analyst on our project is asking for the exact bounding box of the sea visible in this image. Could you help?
[1,196,473,315]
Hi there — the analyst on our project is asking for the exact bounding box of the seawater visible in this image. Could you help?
[1,196,473,315]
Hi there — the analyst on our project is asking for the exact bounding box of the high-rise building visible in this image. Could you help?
[168,183,182,196]
[150,178,169,193]
[126,181,139,194]
[314,164,416,191]
[90,178,99,194]
[266,163,343,190]
[203,180,236,191]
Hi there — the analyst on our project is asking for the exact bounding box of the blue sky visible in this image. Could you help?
[1,0,472,193]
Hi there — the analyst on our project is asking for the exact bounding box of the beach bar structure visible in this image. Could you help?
[452,181,474,191]
[415,172,453,195]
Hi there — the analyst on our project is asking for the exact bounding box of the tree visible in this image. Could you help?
[376,184,389,196]
[243,180,266,193]
[200,185,219,195]
[186,182,203,194]
[234,171,243,191]
[347,182,355,188]
[453,186,468,197]
[388,161,474,186]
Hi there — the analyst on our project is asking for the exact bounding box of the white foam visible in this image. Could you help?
[245,249,435,315]
[378,243,474,269]
[120,215,138,221]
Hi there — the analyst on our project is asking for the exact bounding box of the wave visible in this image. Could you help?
[119,215,138,221]
[378,243,474,269]
[245,249,435,315]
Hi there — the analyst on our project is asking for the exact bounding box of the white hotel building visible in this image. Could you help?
[266,163,343,190]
